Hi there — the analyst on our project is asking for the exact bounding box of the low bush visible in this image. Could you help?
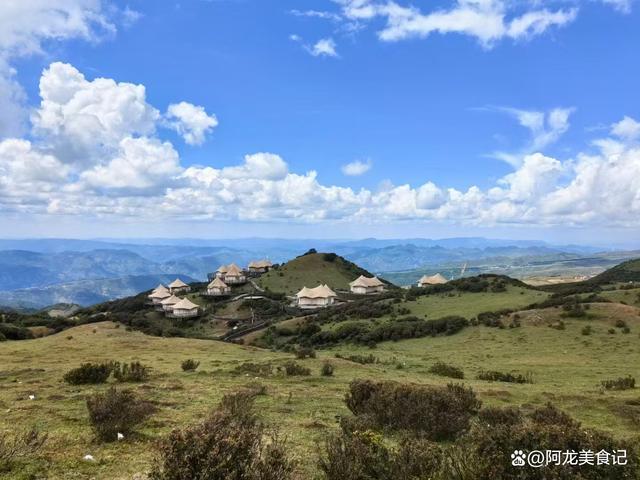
[477,370,533,384]
[428,361,464,379]
[601,376,635,390]
[295,347,316,359]
[335,353,379,364]
[233,362,273,377]
[281,361,311,376]
[112,361,150,382]
[181,359,200,371]
[319,427,443,480]
[0,323,34,340]
[86,387,155,442]
[0,428,47,472]
[321,362,335,376]
[63,362,113,385]
[581,325,594,335]
[615,319,628,328]
[149,392,294,480]
[345,380,480,440]
[447,403,639,480]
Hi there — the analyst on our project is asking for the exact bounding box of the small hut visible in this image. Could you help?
[215,265,229,279]
[296,284,337,309]
[207,277,231,296]
[349,275,385,295]
[160,294,181,313]
[168,278,191,294]
[224,263,246,285]
[418,273,448,287]
[248,260,273,275]
[171,298,200,318]
[148,285,170,304]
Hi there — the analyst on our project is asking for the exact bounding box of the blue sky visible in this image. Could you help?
[0,0,639,243]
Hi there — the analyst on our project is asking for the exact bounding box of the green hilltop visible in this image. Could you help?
[258,250,384,294]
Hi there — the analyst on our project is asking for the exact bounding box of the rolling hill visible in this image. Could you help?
[258,251,384,294]
[589,257,640,284]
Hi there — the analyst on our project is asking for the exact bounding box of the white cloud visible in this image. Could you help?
[342,159,372,176]
[333,0,577,48]
[611,116,640,141]
[307,38,339,57]
[490,106,574,166]
[600,0,633,14]
[0,1,123,139]
[166,101,218,146]
[1,61,639,230]
[290,9,342,21]
[78,137,181,194]
[32,62,160,165]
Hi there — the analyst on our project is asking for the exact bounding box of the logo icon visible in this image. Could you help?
[511,450,526,467]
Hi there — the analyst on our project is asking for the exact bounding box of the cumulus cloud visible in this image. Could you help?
[342,159,372,176]
[1,61,639,230]
[166,101,218,145]
[0,1,129,139]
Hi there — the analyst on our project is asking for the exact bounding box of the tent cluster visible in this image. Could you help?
[295,274,386,309]
[148,282,200,318]
[215,263,247,285]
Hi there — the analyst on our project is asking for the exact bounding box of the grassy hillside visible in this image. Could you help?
[589,257,640,284]
[258,251,382,294]
[2,298,640,478]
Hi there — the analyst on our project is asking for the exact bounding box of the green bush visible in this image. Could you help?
[295,347,316,359]
[112,361,150,382]
[335,353,379,364]
[233,362,273,377]
[345,380,480,440]
[477,370,533,384]
[428,361,464,379]
[447,403,639,480]
[63,362,113,385]
[601,376,635,390]
[581,325,593,335]
[0,323,34,340]
[281,361,311,376]
[86,387,155,442]
[181,359,200,371]
[321,362,335,376]
[319,427,443,480]
[149,392,294,480]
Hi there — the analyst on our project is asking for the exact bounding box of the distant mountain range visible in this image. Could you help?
[0,237,634,309]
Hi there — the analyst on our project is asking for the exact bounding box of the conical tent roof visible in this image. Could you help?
[172,298,199,310]
[296,284,337,299]
[419,273,448,285]
[169,278,189,288]
[226,263,243,275]
[349,275,384,288]
[161,295,181,306]
[208,277,229,289]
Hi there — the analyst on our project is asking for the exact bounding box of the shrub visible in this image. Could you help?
[477,370,533,384]
[233,362,273,377]
[428,361,464,379]
[281,361,311,376]
[335,353,379,364]
[319,427,443,480]
[112,361,150,382]
[622,326,631,334]
[295,347,316,359]
[447,403,639,480]
[615,319,628,328]
[345,380,480,440]
[601,376,635,390]
[63,362,113,385]
[581,325,593,335]
[0,323,34,340]
[0,428,47,472]
[0,331,5,342]
[86,387,155,442]
[321,362,335,377]
[608,328,616,334]
[149,392,294,480]
[181,359,200,372]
